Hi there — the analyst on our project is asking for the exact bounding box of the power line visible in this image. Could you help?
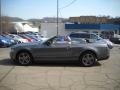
[59,9,63,18]
[56,0,77,36]
[57,0,59,36]
[60,0,77,10]
[58,0,77,19]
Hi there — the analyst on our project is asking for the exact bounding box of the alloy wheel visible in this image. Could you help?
[81,53,96,67]
[17,52,32,65]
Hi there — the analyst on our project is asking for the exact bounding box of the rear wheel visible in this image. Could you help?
[16,52,32,65]
[80,52,96,67]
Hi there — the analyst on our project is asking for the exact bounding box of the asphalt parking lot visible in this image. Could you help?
[0,46,120,90]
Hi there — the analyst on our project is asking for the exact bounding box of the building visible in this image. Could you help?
[69,16,108,24]
[65,23,120,39]
[40,22,119,39]
[36,16,120,38]
[40,22,67,38]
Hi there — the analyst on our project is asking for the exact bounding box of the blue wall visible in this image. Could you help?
[65,24,120,31]
[100,24,119,30]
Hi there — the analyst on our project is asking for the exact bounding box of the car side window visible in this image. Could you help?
[70,33,90,38]
[70,33,79,38]
[80,33,90,38]
[90,34,98,40]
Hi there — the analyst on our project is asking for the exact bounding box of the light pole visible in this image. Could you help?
[57,0,59,36]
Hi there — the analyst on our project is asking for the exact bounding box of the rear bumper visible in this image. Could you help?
[10,50,16,60]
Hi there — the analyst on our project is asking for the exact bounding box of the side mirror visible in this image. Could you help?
[43,41,52,46]
[85,39,90,43]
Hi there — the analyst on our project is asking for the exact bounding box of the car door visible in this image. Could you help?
[32,38,70,60]
[69,39,85,58]
[50,41,69,58]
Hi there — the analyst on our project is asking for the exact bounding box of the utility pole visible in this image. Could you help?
[57,0,59,36]
[0,0,2,34]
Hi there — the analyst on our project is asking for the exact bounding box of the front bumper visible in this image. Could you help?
[98,49,110,61]
[97,55,110,61]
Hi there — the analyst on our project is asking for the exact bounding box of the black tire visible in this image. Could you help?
[16,51,33,66]
[80,52,96,67]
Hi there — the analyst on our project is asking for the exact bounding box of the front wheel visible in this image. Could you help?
[16,52,32,66]
[80,52,96,67]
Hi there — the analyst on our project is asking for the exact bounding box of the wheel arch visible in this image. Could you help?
[79,50,98,60]
[16,49,34,61]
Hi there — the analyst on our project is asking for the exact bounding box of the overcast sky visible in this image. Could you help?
[1,0,120,19]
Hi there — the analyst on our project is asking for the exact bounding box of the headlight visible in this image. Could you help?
[1,40,7,43]
[119,39,120,41]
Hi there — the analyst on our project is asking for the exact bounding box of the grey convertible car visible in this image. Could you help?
[10,36,110,67]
